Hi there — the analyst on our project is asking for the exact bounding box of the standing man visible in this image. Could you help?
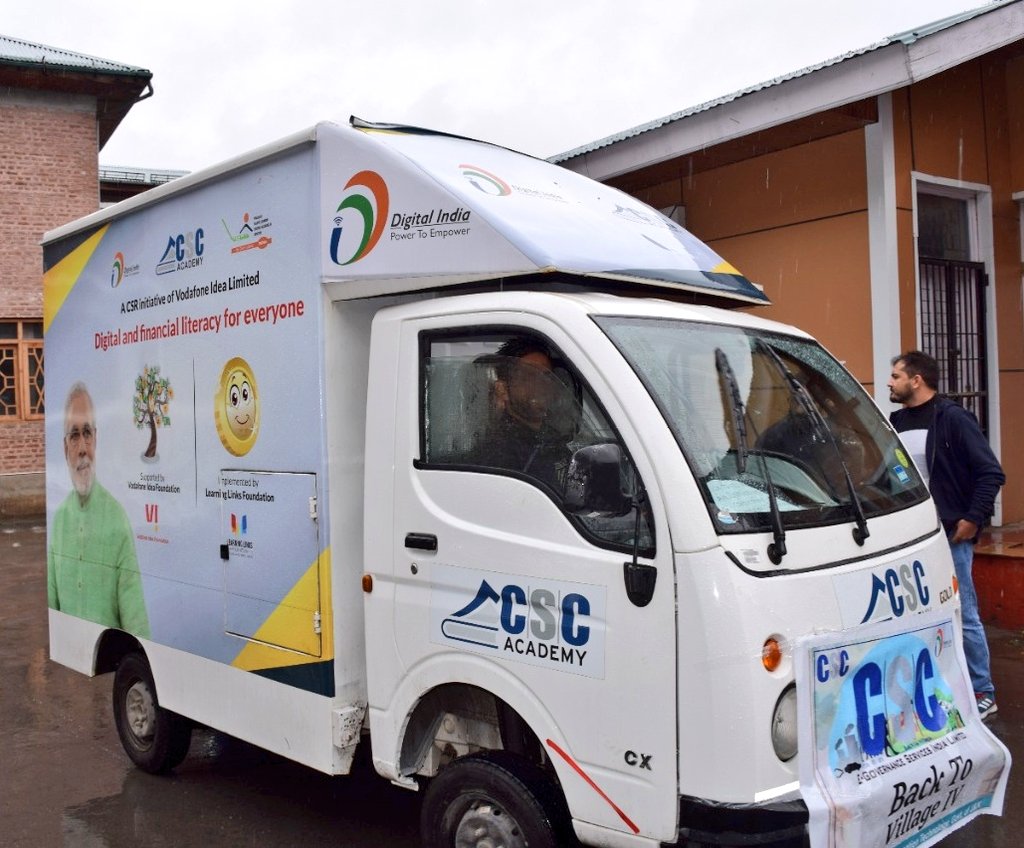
[888,351,1004,719]
[48,382,150,637]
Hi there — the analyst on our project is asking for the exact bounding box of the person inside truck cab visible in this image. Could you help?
[425,332,653,551]
[473,337,578,496]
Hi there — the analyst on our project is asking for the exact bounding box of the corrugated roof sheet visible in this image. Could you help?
[552,0,1014,162]
[99,166,189,184]
[0,33,149,75]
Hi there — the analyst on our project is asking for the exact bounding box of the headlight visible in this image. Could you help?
[771,684,798,762]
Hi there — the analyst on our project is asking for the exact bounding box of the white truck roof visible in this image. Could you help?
[44,118,768,306]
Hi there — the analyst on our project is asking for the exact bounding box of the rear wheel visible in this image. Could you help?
[112,652,192,774]
[420,751,573,848]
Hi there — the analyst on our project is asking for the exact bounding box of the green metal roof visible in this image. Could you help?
[0,34,149,76]
[0,34,153,149]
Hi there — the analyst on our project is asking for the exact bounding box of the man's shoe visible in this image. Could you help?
[976,693,998,720]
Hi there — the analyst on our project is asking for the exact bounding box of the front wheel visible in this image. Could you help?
[112,652,192,774]
[420,751,574,848]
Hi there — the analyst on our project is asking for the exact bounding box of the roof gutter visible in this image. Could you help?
[134,80,154,104]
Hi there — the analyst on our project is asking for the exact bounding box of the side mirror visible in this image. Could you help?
[564,443,633,516]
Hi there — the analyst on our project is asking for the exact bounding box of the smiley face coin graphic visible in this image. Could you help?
[215,357,259,456]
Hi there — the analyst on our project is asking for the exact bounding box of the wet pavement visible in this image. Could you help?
[0,518,420,847]
[1,516,1019,847]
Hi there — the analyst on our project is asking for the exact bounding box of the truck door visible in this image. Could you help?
[220,470,321,657]
[367,316,679,841]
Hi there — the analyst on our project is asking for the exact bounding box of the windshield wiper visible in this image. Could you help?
[757,341,870,546]
[715,348,787,564]
[715,348,749,474]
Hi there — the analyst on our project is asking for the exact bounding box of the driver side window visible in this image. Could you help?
[420,330,654,555]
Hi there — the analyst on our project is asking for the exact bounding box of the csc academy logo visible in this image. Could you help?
[430,563,606,679]
[329,170,389,265]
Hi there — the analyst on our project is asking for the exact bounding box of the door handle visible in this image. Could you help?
[405,532,438,552]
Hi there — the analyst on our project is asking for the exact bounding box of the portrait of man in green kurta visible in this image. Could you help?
[47,382,150,637]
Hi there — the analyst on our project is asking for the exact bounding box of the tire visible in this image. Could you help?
[420,750,574,848]
[112,652,192,774]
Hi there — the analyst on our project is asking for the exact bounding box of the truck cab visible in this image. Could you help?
[359,288,954,846]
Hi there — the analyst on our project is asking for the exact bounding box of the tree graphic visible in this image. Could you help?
[133,365,173,460]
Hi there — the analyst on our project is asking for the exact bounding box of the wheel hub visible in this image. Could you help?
[125,680,156,742]
[454,800,526,848]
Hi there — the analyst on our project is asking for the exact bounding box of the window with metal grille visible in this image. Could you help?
[0,320,45,421]
[918,259,988,434]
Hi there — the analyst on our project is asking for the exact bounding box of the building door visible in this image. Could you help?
[917,193,990,434]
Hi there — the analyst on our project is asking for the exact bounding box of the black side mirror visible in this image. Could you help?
[564,443,633,516]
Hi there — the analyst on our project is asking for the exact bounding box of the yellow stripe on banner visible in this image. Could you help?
[711,259,742,276]
[232,547,334,671]
[43,225,110,333]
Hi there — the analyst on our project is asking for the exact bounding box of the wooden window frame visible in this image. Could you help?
[0,320,45,421]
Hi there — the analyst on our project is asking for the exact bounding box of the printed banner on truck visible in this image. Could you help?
[43,144,333,694]
[317,122,769,304]
[796,612,1010,848]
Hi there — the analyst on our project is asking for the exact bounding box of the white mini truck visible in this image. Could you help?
[43,119,1008,848]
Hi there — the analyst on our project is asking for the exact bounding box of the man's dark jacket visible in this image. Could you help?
[891,396,1005,535]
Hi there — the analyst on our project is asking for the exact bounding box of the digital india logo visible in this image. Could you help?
[329,170,389,265]
[461,164,511,196]
[111,252,126,288]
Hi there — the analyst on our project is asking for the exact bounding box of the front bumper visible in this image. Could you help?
[668,795,808,847]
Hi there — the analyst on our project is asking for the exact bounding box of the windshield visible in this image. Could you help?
[595,316,930,535]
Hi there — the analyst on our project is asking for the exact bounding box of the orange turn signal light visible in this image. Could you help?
[362,574,373,593]
[762,637,783,673]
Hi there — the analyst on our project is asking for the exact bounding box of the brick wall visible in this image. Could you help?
[1,91,99,315]
[1,90,99,478]
[0,420,45,474]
